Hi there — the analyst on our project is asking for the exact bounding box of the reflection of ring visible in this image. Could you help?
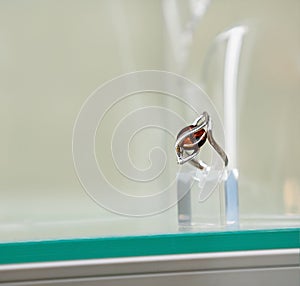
[175,111,228,170]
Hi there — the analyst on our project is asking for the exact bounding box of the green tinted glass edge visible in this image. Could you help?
[0,228,299,265]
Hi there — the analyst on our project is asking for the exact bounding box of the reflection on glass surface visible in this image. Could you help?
[0,0,299,242]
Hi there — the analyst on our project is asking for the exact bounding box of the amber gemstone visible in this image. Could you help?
[177,125,207,150]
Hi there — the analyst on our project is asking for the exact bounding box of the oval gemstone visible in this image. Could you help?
[177,125,207,150]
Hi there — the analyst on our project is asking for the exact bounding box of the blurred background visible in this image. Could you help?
[0,0,299,241]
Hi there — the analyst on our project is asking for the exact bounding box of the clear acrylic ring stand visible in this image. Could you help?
[177,162,239,230]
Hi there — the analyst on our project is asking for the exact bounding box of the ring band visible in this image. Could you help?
[175,111,228,170]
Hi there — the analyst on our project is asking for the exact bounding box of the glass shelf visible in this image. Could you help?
[0,228,299,265]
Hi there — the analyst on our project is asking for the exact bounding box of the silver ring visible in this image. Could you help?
[175,111,228,170]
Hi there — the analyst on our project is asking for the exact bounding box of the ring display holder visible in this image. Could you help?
[177,168,239,230]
